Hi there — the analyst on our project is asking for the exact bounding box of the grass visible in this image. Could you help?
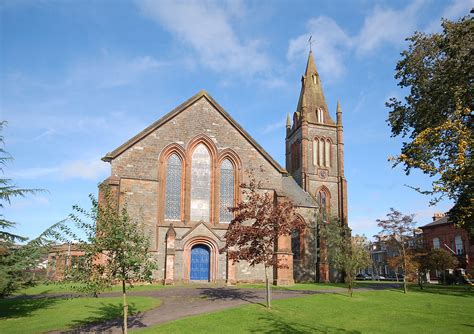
[237,282,346,290]
[135,287,474,333]
[0,295,161,334]
[15,282,170,296]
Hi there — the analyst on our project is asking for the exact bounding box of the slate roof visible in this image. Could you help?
[279,176,317,208]
[420,216,449,229]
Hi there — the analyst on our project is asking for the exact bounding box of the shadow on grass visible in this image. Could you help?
[0,297,61,319]
[197,287,266,307]
[249,313,361,333]
[68,302,147,332]
[412,285,473,297]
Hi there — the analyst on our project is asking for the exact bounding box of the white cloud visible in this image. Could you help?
[356,0,425,55]
[286,0,464,78]
[9,158,109,181]
[262,117,286,134]
[425,0,474,32]
[287,16,352,78]
[137,0,270,77]
[66,55,167,89]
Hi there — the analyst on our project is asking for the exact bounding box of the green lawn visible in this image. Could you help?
[15,282,170,296]
[237,282,346,290]
[135,287,474,333]
[0,296,161,334]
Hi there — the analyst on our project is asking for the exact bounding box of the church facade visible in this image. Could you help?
[100,51,347,284]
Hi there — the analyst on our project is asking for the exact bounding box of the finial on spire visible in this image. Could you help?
[336,100,342,125]
[286,112,291,128]
[308,35,313,52]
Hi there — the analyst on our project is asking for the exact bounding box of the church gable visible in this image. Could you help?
[103,90,285,177]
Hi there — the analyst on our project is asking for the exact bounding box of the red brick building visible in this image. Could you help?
[420,213,473,275]
[99,51,348,284]
[46,243,85,281]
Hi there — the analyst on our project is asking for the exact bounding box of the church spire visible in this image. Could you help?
[295,50,334,125]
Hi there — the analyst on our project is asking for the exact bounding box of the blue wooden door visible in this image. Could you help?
[190,245,210,281]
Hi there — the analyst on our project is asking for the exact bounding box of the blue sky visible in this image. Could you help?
[1,0,472,240]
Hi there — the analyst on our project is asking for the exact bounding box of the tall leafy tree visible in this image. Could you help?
[376,208,417,294]
[59,187,157,334]
[0,121,47,297]
[320,219,371,297]
[222,171,306,309]
[386,14,473,237]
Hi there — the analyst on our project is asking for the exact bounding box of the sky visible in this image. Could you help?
[1,0,472,241]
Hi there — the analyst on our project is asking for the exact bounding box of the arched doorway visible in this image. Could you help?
[190,244,210,281]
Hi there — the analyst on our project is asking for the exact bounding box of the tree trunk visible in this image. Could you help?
[264,266,271,309]
[402,243,407,294]
[122,280,128,334]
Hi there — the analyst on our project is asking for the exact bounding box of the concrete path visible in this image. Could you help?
[48,285,347,333]
[45,283,402,333]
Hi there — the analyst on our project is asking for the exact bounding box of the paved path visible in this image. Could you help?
[45,283,401,333]
[47,285,342,333]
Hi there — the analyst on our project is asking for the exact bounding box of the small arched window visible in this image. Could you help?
[219,159,234,223]
[317,108,324,123]
[190,144,211,222]
[325,139,331,167]
[317,189,330,222]
[292,229,301,260]
[165,153,182,220]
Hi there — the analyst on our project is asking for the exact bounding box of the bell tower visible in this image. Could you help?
[285,50,348,282]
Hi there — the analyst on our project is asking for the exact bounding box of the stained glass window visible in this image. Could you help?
[190,144,211,222]
[165,153,182,220]
[220,159,234,223]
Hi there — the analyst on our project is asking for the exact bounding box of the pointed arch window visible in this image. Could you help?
[219,159,234,223]
[292,230,301,260]
[165,153,182,220]
[313,137,331,167]
[190,144,211,222]
[317,108,324,123]
[317,189,330,223]
[325,139,331,167]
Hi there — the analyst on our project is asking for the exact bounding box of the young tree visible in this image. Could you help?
[377,208,417,294]
[426,248,459,284]
[386,14,473,237]
[0,121,46,297]
[59,187,157,334]
[222,172,306,309]
[320,219,371,297]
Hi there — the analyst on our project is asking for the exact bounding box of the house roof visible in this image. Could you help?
[420,216,450,229]
[102,90,287,174]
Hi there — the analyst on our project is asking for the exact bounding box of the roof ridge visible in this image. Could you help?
[102,90,287,174]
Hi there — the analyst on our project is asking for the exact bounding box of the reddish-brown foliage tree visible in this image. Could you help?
[221,171,306,308]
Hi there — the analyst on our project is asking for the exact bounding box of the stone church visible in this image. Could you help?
[100,51,348,285]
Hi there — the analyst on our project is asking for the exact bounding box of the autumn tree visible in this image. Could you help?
[320,219,371,297]
[386,13,473,237]
[222,172,305,309]
[377,208,417,294]
[59,187,157,334]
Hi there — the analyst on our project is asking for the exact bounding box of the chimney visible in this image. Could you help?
[432,212,445,222]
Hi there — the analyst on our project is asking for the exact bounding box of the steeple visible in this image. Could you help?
[295,51,334,125]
